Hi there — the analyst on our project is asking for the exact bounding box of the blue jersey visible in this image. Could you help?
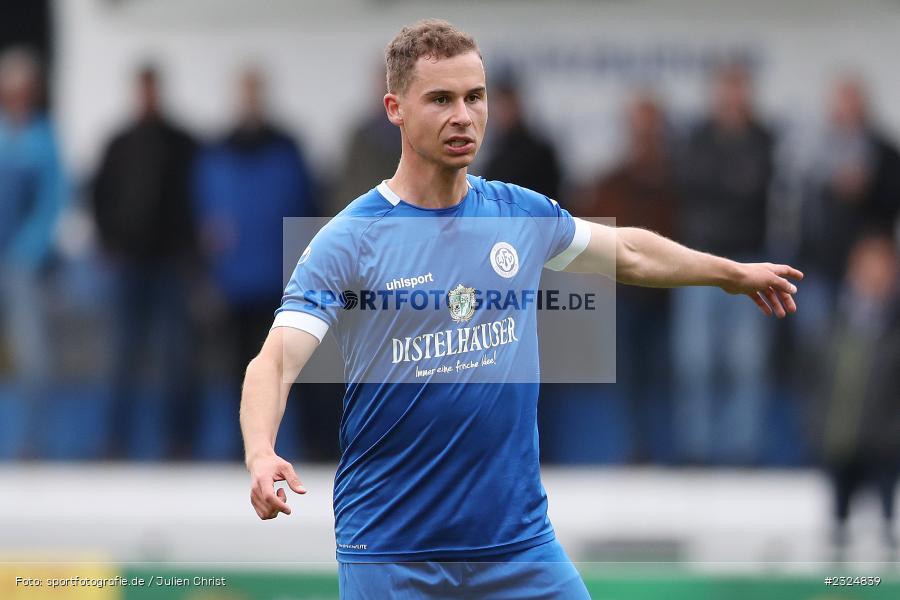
[274,175,590,562]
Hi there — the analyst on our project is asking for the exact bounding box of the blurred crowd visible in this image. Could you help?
[0,43,898,545]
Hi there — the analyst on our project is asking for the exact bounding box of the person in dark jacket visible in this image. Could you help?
[92,65,198,459]
[672,62,776,465]
[793,75,900,382]
[801,75,900,289]
[328,65,401,217]
[579,92,678,463]
[816,233,900,554]
[481,78,562,200]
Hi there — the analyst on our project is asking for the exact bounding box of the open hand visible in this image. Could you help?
[721,262,804,318]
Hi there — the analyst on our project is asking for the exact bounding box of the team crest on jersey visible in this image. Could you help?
[448,284,476,323]
[490,242,519,278]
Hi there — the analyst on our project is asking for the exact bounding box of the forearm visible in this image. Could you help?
[616,227,740,289]
[240,356,291,467]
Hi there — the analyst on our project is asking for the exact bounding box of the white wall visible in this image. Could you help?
[54,0,900,184]
[1,464,892,568]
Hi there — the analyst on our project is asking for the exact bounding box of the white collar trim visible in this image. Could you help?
[377,179,474,207]
[377,180,402,206]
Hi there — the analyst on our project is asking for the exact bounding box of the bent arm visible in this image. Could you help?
[564,221,803,317]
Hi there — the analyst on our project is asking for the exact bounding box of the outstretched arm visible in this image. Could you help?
[241,326,319,519]
[564,221,803,318]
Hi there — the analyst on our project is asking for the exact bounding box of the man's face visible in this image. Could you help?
[712,66,752,128]
[829,78,867,131]
[0,64,37,120]
[137,74,160,118]
[238,69,265,123]
[388,51,487,170]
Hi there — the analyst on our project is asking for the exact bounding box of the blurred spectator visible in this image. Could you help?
[328,65,400,216]
[0,47,65,457]
[815,234,900,553]
[794,75,900,369]
[485,76,568,461]
[91,65,198,459]
[482,78,562,200]
[194,66,317,440]
[579,92,677,463]
[672,62,775,465]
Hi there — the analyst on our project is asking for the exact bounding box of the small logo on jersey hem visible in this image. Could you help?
[447,284,476,323]
[490,242,519,278]
[337,543,368,550]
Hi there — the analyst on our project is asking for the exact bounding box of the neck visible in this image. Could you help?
[388,149,470,209]
[713,108,751,134]
[239,112,265,130]
[2,108,32,126]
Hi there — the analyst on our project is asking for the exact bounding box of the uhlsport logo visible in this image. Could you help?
[386,272,434,290]
[490,242,519,278]
[447,284,476,323]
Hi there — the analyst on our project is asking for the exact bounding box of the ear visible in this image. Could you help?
[384,93,403,126]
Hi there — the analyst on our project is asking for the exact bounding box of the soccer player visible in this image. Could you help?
[240,19,802,599]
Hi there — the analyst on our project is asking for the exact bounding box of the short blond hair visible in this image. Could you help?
[385,19,481,95]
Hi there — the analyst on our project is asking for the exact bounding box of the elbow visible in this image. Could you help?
[616,230,643,284]
[244,356,260,382]
[243,352,280,386]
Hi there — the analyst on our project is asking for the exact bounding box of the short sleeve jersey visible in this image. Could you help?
[275,174,590,562]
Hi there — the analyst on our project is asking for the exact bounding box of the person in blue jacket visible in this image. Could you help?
[0,47,66,458]
[194,66,318,445]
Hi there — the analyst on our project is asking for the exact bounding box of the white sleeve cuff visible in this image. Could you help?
[544,217,592,271]
[271,311,329,342]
